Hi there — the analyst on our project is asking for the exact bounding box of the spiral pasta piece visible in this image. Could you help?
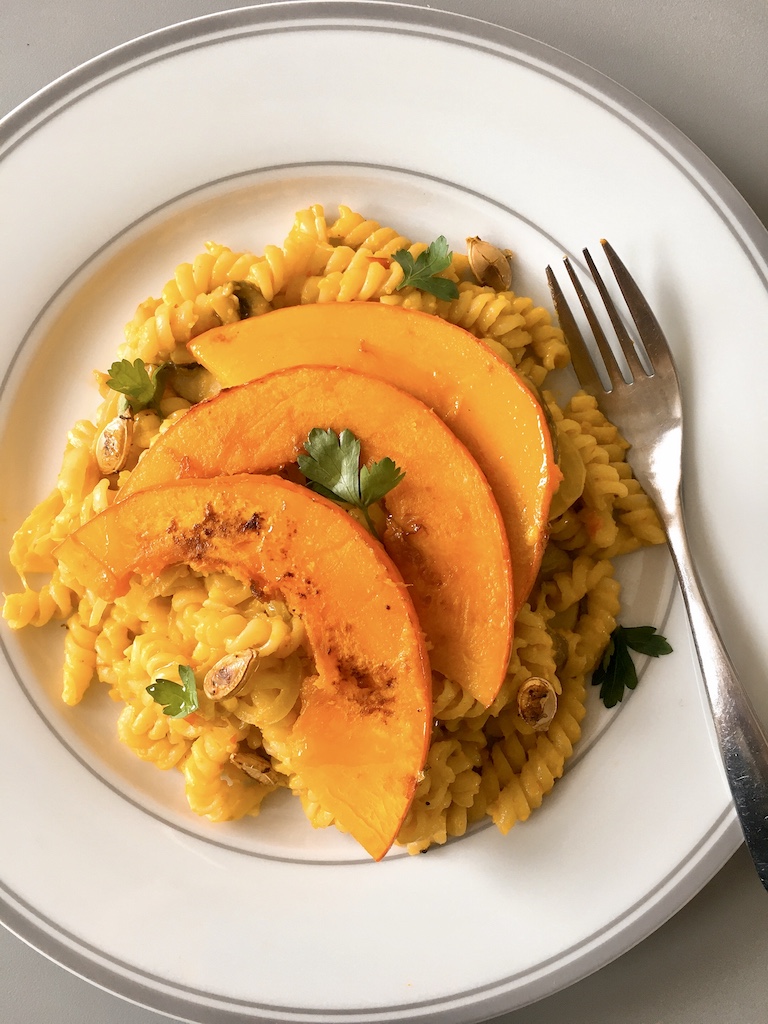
[8,488,63,576]
[62,606,100,705]
[397,736,481,853]
[117,696,198,771]
[183,724,279,821]
[3,568,78,628]
[432,674,487,723]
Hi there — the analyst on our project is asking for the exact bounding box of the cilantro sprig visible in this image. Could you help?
[592,625,673,708]
[391,236,460,301]
[106,358,171,413]
[297,428,405,536]
[146,664,199,719]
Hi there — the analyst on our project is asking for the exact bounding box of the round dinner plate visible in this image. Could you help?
[1,3,766,1022]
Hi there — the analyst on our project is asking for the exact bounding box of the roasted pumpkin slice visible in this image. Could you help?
[121,366,513,706]
[56,474,431,861]
[188,302,559,611]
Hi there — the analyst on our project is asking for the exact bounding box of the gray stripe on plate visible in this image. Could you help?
[0,3,756,1020]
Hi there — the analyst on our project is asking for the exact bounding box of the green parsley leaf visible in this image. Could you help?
[297,428,405,535]
[106,358,170,413]
[592,633,634,709]
[360,457,406,506]
[592,625,673,708]
[391,236,460,300]
[620,625,674,658]
[146,664,199,719]
[299,428,364,505]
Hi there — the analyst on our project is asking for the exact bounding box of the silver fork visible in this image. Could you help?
[546,241,768,891]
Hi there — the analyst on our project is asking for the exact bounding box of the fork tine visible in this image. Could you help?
[545,264,604,395]
[600,240,676,378]
[562,257,625,391]
[582,248,647,380]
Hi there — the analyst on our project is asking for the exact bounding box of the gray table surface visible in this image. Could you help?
[1,1,767,1022]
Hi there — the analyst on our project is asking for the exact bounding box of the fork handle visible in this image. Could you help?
[663,496,768,889]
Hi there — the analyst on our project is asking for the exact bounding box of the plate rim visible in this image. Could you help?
[0,2,761,1021]
[2,1,766,275]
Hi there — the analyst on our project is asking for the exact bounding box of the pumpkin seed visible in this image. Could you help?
[203,650,259,700]
[517,676,558,731]
[95,413,134,475]
[466,236,514,291]
[230,750,280,786]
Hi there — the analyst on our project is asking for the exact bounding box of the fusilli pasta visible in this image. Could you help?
[2,204,665,854]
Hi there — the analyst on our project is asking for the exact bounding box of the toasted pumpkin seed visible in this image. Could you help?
[466,236,514,292]
[230,750,280,786]
[203,650,259,700]
[517,676,558,731]
[95,414,134,475]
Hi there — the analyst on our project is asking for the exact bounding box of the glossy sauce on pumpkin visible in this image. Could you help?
[121,366,513,706]
[188,302,559,611]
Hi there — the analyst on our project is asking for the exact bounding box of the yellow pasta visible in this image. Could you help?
[182,725,270,821]
[2,203,666,854]
[3,573,77,630]
[61,602,100,706]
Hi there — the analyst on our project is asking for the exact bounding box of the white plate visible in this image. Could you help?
[1,3,766,1022]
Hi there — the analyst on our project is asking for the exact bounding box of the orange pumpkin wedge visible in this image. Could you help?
[56,474,431,861]
[121,366,513,706]
[188,303,560,611]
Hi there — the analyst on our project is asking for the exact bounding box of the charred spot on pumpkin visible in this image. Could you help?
[289,576,319,600]
[201,503,219,538]
[241,512,262,533]
[383,514,443,588]
[335,656,396,716]
[168,503,251,561]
